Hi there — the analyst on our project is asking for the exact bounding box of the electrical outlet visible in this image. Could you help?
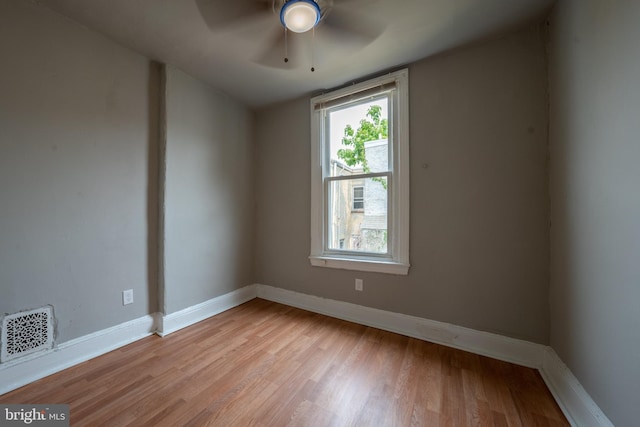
[122,289,134,305]
[355,279,363,291]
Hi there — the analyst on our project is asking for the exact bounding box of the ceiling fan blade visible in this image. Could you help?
[195,0,274,31]
[253,29,306,69]
[330,0,381,5]
[319,8,386,46]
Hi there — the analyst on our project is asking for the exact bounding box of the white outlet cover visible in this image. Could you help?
[355,279,363,291]
[122,289,134,305]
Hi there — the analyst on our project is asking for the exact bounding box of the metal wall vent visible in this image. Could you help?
[1,306,54,363]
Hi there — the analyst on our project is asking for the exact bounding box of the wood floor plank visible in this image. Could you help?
[0,299,568,426]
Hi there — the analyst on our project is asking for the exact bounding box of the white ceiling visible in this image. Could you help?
[34,0,555,108]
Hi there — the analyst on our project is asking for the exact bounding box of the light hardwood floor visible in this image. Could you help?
[0,299,568,426]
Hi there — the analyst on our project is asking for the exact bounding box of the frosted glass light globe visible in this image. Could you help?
[281,1,320,33]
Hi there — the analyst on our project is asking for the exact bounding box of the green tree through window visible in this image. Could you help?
[337,105,388,189]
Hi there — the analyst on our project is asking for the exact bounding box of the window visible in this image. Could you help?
[352,186,364,210]
[309,69,410,275]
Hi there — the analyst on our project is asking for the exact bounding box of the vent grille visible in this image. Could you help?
[1,306,54,363]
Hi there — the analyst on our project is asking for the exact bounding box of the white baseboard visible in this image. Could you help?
[255,284,613,427]
[157,285,257,336]
[541,348,614,427]
[0,314,156,396]
[256,284,545,368]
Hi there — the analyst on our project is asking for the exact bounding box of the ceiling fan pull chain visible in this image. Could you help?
[284,27,289,63]
[311,26,316,72]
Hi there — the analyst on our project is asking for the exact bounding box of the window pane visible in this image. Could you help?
[328,177,388,254]
[328,98,389,177]
[352,186,364,210]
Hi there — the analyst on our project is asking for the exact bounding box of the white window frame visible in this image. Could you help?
[309,69,410,275]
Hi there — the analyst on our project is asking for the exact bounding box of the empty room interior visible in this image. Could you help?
[0,0,638,425]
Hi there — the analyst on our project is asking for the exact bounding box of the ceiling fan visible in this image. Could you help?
[196,0,384,71]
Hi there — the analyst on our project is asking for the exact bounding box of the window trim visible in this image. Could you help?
[309,69,410,275]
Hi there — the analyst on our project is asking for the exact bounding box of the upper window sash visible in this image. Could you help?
[322,93,391,178]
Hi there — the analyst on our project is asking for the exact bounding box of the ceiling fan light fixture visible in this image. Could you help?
[280,0,321,33]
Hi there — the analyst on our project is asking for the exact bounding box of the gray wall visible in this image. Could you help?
[0,0,255,346]
[548,1,640,426]
[0,0,158,342]
[255,26,550,344]
[163,67,254,314]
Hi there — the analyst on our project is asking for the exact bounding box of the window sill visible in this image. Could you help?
[309,255,409,275]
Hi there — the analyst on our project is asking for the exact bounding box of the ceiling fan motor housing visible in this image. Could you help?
[280,0,321,33]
